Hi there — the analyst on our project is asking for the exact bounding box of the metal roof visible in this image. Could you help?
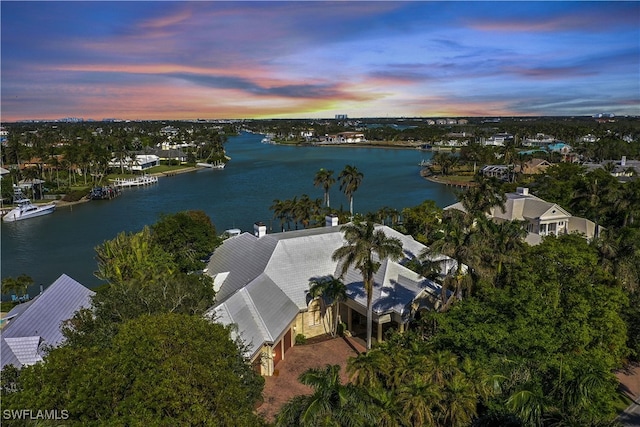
[1,274,95,369]
[206,224,448,355]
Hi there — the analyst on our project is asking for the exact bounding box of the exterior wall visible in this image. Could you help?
[293,300,328,340]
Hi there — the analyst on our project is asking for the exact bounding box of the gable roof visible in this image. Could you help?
[491,192,571,222]
[1,274,95,369]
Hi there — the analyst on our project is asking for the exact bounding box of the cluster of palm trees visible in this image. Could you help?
[276,338,493,427]
[269,195,324,231]
[270,165,365,231]
[1,122,229,200]
[313,165,363,218]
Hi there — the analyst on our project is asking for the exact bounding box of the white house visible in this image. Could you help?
[109,154,160,171]
[204,218,453,375]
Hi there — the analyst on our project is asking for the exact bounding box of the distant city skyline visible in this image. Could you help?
[1,1,639,122]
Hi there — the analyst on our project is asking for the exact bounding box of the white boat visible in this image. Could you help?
[197,161,225,169]
[2,198,56,222]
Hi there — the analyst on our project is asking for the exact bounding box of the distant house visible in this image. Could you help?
[204,218,453,376]
[322,132,366,144]
[109,154,160,171]
[521,158,552,175]
[481,165,513,180]
[150,148,188,163]
[445,187,599,245]
[1,274,95,370]
[482,133,514,147]
[583,157,639,181]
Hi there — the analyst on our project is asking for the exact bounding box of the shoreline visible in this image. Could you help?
[52,166,206,209]
[276,140,423,150]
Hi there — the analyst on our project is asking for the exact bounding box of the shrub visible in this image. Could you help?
[61,189,90,202]
[295,333,307,345]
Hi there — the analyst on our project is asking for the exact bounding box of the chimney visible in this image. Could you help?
[622,156,626,167]
[325,214,339,227]
[516,187,529,196]
[254,222,267,238]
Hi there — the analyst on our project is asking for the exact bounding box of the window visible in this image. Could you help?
[308,300,321,326]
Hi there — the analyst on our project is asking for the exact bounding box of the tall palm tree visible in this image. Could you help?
[332,221,403,350]
[314,168,335,208]
[308,275,347,337]
[338,165,363,219]
[420,209,476,310]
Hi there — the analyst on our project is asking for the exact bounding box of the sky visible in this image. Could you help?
[1,1,639,121]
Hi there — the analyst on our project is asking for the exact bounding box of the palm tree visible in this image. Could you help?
[275,364,374,427]
[314,168,335,208]
[308,275,347,337]
[270,199,287,232]
[338,165,363,219]
[332,221,403,350]
[420,209,476,310]
[458,176,506,219]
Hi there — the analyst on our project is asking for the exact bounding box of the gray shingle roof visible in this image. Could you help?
[1,274,95,369]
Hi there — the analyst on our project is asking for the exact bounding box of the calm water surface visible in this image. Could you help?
[1,132,456,288]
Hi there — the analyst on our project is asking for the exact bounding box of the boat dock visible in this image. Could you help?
[111,175,158,188]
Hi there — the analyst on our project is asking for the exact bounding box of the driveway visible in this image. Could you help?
[256,335,364,422]
[617,363,640,426]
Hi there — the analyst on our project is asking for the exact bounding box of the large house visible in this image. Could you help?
[446,187,599,245]
[1,274,95,370]
[204,217,452,376]
[109,154,160,171]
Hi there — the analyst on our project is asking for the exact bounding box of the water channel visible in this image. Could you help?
[1,131,457,288]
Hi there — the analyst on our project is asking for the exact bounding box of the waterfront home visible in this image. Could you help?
[108,154,160,171]
[445,187,599,245]
[0,274,94,370]
[321,132,366,144]
[204,217,453,376]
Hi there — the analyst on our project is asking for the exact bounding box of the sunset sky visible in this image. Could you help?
[1,1,638,121]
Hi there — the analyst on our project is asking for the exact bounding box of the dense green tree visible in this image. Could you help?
[398,199,443,244]
[150,210,220,272]
[332,221,403,350]
[429,234,628,424]
[4,314,265,426]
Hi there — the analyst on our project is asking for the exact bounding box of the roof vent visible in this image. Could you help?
[516,187,529,195]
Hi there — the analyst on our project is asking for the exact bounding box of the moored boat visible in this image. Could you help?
[89,185,121,200]
[197,161,225,169]
[2,198,56,222]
